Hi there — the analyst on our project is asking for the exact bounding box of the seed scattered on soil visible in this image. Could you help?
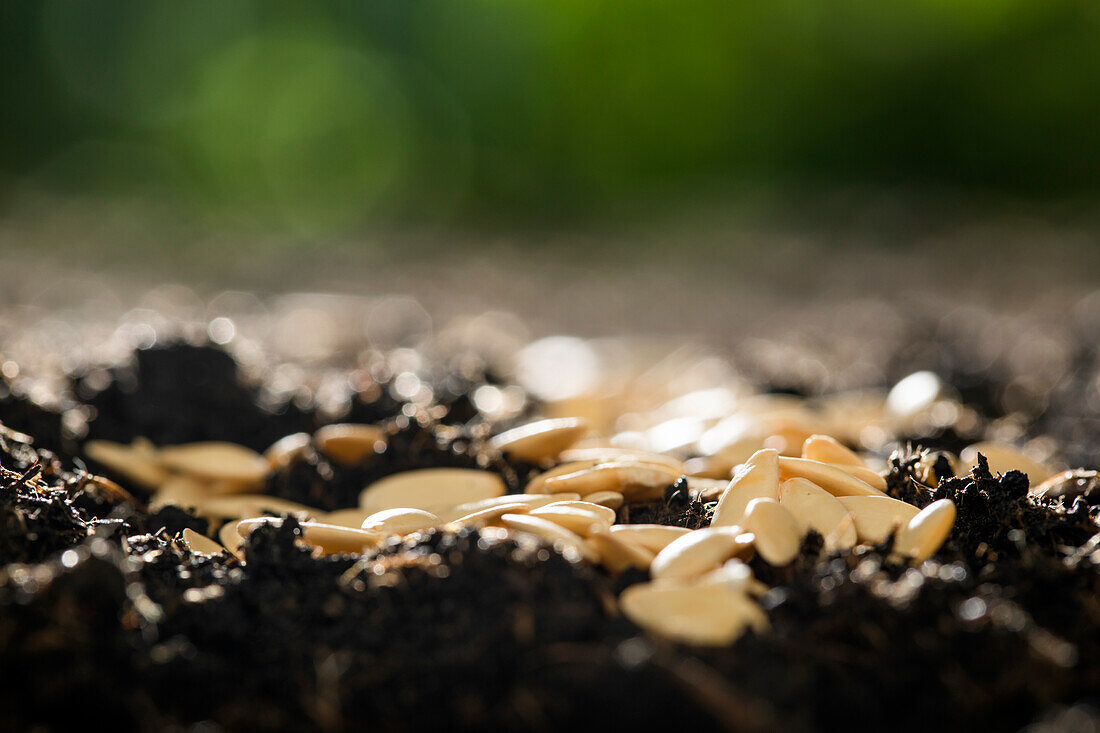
[490,417,589,462]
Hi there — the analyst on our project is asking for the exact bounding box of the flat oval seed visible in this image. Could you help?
[609,524,691,554]
[834,464,887,491]
[835,495,921,543]
[490,417,589,463]
[779,478,857,550]
[361,507,441,536]
[587,531,655,574]
[528,505,611,537]
[314,424,387,467]
[777,456,887,498]
[498,513,598,562]
[543,462,681,501]
[536,500,617,526]
[620,582,768,646]
[159,442,270,487]
[960,442,1057,483]
[219,519,248,556]
[264,432,312,471]
[558,447,684,473]
[324,508,374,528]
[525,461,599,494]
[742,498,801,566]
[85,439,169,489]
[237,518,382,555]
[441,493,569,521]
[582,490,624,510]
[182,528,225,556]
[685,476,730,500]
[896,499,956,562]
[651,526,752,581]
[712,449,779,527]
[802,434,866,467]
[359,468,506,513]
[193,494,317,520]
[149,477,210,511]
[447,503,533,528]
[696,559,765,596]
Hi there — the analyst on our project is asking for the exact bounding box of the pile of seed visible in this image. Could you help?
[1,335,1099,731]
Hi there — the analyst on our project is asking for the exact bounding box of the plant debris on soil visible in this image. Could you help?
[1,322,1099,732]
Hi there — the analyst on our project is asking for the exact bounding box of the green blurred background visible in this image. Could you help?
[3,0,1100,237]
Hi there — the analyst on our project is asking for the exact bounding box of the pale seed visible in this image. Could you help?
[489,417,589,463]
[586,530,655,574]
[263,432,312,471]
[650,526,754,581]
[711,448,779,527]
[582,490,624,510]
[742,498,801,566]
[314,424,387,467]
[541,461,680,501]
[528,505,611,537]
[149,477,210,511]
[557,447,684,473]
[182,528,225,556]
[608,524,691,554]
[695,559,767,596]
[802,434,866,467]
[237,518,382,555]
[440,493,570,521]
[777,456,887,498]
[535,500,616,525]
[619,581,768,646]
[359,468,506,513]
[525,460,598,493]
[896,499,956,562]
[360,507,440,536]
[219,519,248,556]
[835,495,921,543]
[960,442,1057,483]
[835,463,888,491]
[159,442,270,488]
[498,513,598,562]
[778,478,857,550]
[85,439,169,489]
[324,508,375,528]
[685,476,730,500]
[447,502,534,528]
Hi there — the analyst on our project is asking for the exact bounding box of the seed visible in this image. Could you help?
[498,513,598,562]
[917,450,960,486]
[619,581,768,646]
[359,468,506,513]
[237,518,383,555]
[314,424,387,467]
[557,447,684,473]
[535,500,617,525]
[582,490,624,510]
[159,442,270,488]
[440,493,571,521]
[541,461,680,501]
[802,434,865,467]
[711,448,779,527]
[685,476,730,500]
[608,524,691,554]
[219,519,248,556]
[192,494,317,520]
[778,478,857,550]
[777,456,887,498]
[835,495,921,543]
[651,526,754,581]
[447,503,534,528]
[835,464,887,491]
[324,508,375,528]
[149,477,211,511]
[960,442,1057,483]
[85,439,169,489]
[489,417,589,463]
[896,499,956,562]
[263,432,312,471]
[525,461,599,493]
[529,505,611,536]
[182,528,225,557]
[1031,469,1099,500]
[696,558,767,596]
[586,530,655,573]
[742,498,801,566]
[361,507,440,536]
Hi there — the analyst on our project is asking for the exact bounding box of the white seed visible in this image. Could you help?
[777,456,887,498]
[541,461,680,501]
[586,530,655,573]
[651,526,754,581]
[149,477,210,511]
[314,424,386,467]
[608,524,691,554]
[440,493,570,521]
[159,442,270,488]
[711,449,779,527]
[85,439,169,489]
[359,468,506,513]
[263,432,312,471]
[960,442,1057,483]
[778,478,857,550]
[498,513,598,562]
[219,519,248,556]
[619,581,768,646]
[685,476,730,500]
[582,490,624,510]
[324,508,375,528]
[557,447,684,473]
[535,500,617,525]
[360,508,440,536]
[528,505,610,537]
[447,502,534,528]
[742,498,801,566]
[896,499,956,562]
[695,559,766,596]
[802,434,866,467]
[525,461,599,493]
[489,417,589,463]
[887,371,944,417]
[835,495,921,543]
[192,494,317,520]
[834,464,888,491]
[236,518,382,555]
[182,528,225,556]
